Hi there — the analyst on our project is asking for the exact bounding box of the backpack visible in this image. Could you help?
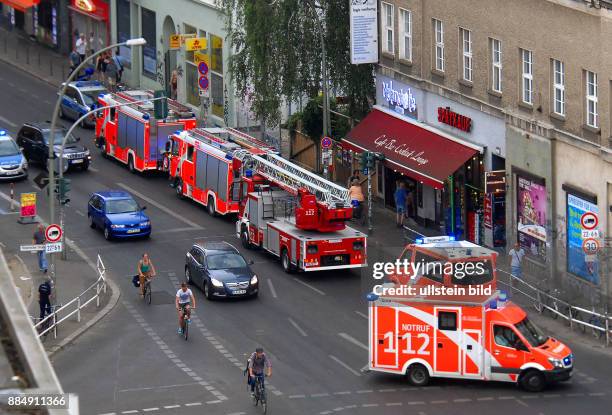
[38,282,51,296]
[132,275,140,287]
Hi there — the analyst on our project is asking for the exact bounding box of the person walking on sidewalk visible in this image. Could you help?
[76,33,87,63]
[349,179,365,220]
[32,224,47,273]
[394,182,408,228]
[38,278,52,320]
[509,242,525,278]
[104,53,119,92]
[69,47,81,76]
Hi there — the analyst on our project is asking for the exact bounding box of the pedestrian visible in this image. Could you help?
[170,70,178,100]
[104,53,118,92]
[394,182,408,227]
[32,224,47,273]
[112,49,126,84]
[88,32,96,55]
[69,47,81,76]
[76,33,87,63]
[348,169,360,188]
[38,278,52,320]
[406,184,415,220]
[349,179,365,220]
[95,51,106,81]
[509,242,525,278]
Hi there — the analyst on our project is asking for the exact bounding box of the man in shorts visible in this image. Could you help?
[175,282,196,334]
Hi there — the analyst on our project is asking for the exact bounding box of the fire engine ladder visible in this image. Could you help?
[247,153,351,207]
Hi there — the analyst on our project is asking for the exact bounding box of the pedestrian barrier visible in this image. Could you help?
[33,254,107,339]
[497,268,611,347]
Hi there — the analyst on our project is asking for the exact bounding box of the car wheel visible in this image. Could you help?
[241,228,252,249]
[128,155,135,173]
[407,364,430,387]
[204,280,214,300]
[281,249,293,273]
[176,179,184,199]
[207,196,216,216]
[185,267,193,285]
[81,162,89,171]
[99,139,107,157]
[104,226,112,241]
[520,370,546,392]
[89,215,96,229]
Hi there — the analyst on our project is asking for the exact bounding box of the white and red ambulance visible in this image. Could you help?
[369,237,573,392]
[95,90,196,172]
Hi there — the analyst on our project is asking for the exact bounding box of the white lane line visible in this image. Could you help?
[184,402,202,406]
[329,355,361,377]
[163,405,180,409]
[75,209,85,217]
[117,382,202,393]
[355,310,368,320]
[288,317,308,337]
[0,115,17,128]
[98,413,116,415]
[338,332,368,351]
[289,394,306,399]
[117,182,202,229]
[89,167,100,172]
[386,402,402,406]
[142,408,159,412]
[121,411,138,414]
[293,277,326,295]
[267,278,278,298]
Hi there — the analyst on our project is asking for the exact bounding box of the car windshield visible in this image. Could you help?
[42,130,78,145]
[0,140,19,156]
[515,317,548,347]
[207,253,247,270]
[82,89,105,107]
[106,198,139,214]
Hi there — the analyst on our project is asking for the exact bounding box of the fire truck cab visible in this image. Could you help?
[369,237,573,392]
[95,90,196,173]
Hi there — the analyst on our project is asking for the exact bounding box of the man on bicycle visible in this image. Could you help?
[175,282,195,334]
[248,347,272,397]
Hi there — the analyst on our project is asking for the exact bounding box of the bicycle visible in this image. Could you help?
[142,278,152,305]
[252,374,267,414]
[179,305,192,340]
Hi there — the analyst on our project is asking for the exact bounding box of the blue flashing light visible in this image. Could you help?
[366,292,379,302]
[448,235,456,241]
[225,154,233,160]
[174,130,182,135]
[489,300,498,310]
[142,113,150,120]
[415,238,424,244]
[0,130,6,136]
[245,169,253,178]
[499,290,508,302]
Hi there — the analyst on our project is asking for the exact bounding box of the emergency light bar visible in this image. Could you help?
[415,235,456,244]
[0,130,6,136]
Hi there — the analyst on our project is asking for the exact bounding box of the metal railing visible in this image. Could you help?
[497,268,611,346]
[34,255,107,339]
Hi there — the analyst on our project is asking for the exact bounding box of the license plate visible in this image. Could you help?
[5,171,19,175]
[233,290,247,295]
[334,256,343,261]
[126,229,140,234]
[71,159,83,164]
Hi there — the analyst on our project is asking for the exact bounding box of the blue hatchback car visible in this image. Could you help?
[87,191,151,240]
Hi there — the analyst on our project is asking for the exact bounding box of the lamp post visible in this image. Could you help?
[46,38,146,280]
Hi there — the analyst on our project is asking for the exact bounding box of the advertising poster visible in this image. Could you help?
[20,192,36,218]
[517,175,547,261]
[349,0,378,64]
[567,194,599,284]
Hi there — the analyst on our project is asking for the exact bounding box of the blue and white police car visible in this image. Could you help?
[59,80,107,128]
[0,130,27,181]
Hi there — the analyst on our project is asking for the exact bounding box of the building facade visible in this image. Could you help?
[109,0,237,127]
[370,0,612,298]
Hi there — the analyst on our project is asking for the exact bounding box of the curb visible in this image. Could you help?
[0,54,60,88]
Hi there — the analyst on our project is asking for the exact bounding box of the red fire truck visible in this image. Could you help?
[95,90,196,173]
[165,128,271,216]
[236,151,367,273]
[368,237,573,392]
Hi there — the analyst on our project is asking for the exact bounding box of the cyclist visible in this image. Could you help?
[248,347,272,397]
[138,253,156,298]
[175,282,195,334]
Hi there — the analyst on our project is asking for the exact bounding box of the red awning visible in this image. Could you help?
[1,0,39,12]
[342,107,481,189]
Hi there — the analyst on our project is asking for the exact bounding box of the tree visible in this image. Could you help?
[218,0,375,129]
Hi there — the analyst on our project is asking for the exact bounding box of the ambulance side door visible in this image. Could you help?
[434,308,461,375]
[489,323,528,382]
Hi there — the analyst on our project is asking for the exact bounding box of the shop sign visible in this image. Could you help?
[438,107,472,132]
[485,170,506,193]
[169,35,181,50]
[180,34,196,46]
[517,175,547,261]
[483,194,492,229]
[373,135,429,166]
[194,52,209,66]
[185,37,207,52]
[70,0,109,20]
[381,80,417,117]
[567,193,599,284]
[349,0,378,64]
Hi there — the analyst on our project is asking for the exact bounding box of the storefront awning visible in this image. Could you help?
[342,106,483,189]
[1,0,40,12]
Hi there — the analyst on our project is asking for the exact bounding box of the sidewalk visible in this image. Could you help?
[0,26,69,87]
[0,212,117,355]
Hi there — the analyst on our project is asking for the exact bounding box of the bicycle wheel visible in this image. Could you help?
[146,284,152,305]
[551,301,559,320]
[183,319,189,340]
[261,389,267,414]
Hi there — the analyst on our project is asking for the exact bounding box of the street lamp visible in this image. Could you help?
[46,38,146,278]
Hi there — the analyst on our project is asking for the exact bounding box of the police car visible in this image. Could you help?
[0,130,27,180]
[59,80,107,128]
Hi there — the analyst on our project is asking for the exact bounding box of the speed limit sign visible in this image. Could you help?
[582,238,600,255]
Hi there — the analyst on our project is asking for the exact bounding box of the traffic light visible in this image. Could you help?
[359,151,370,171]
[366,152,376,170]
[57,177,71,205]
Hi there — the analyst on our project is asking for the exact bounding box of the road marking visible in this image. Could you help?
[356,390,373,394]
[588,392,606,396]
[75,209,85,217]
[163,405,180,409]
[362,403,379,407]
[116,182,202,229]
[267,278,278,298]
[333,391,351,395]
[288,317,308,337]
[430,400,448,404]
[293,277,326,295]
[289,394,306,399]
[184,402,202,406]
[476,397,494,401]
[121,411,138,414]
[311,393,330,398]
[407,401,425,405]
[142,408,159,412]
[117,381,207,393]
[355,310,368,320]
[386,402,402,406]
[338,332,368,351]
[454,398,472,402]
[329,355,361,376]
[89,167,100,172]
[0,115,17,128]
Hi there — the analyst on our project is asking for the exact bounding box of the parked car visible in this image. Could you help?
[16,122,91,172]
[185,241,258,300]
[59,80,107,128]
[88,190,151,240]
[0,130,27,180]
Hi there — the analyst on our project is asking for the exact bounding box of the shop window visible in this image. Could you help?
[211,72,224,118]
[211,34,223,73]
[438,312,457,331]
[141,7,157,78]
[116,0,131,67]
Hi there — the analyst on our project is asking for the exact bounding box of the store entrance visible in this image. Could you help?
[383,167,417,219]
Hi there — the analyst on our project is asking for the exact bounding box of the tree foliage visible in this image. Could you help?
[218,0,374,129]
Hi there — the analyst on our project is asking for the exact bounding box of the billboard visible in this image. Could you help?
[350,0,378,64]
[567,193,599,284]
[517,175,547,261]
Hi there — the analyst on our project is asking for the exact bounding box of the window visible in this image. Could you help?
[552,59,565,116]
[210,34,225,119]
[490,38,502,92]
[186,145,194,162]
[399,9,412,61]
[433,19,444,71]
[141,8,156,77]
[521,49,533,104]
[586,70,598,128]
[493,325,520,348]
[381,2,394,54]
[460,28,472,81]
[116,0,131,67]
[438,312,457,331]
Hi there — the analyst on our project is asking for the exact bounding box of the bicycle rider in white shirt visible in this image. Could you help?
[175,282,196,334]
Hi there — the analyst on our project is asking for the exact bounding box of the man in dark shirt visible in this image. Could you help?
[32,224,47,273]
[38,279,52,320]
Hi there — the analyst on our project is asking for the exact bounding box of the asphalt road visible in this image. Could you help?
[0,60,611,415]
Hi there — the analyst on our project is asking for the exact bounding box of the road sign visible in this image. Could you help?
[33,172,48,190]
[185,37,207,51]
[580,212,598,230]
[45,224,62,243]
[169,34,180,50]
[20,244,44,252]
[362,167,368,175]
[582,238,600,255]
[198,61,209,75]
[321,136,332,149]
[20,192,36,217]
[45,242,63,254]
[199,89,210,97]
[198,75,209,90]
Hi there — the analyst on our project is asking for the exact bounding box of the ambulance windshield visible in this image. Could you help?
[515,317,548,347]
[450,258,494,286]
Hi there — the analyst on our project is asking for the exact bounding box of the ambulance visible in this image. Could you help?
[368,237,573,392]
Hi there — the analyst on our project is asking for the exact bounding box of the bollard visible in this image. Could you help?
[77,297,81,322]
[9,183,15,211]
